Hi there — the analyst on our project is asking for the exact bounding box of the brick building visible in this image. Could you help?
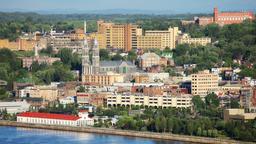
[197,7,254,26]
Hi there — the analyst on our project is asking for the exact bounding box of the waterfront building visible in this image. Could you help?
[17,111,94,127]
[191,70,219,96]
[137,27,179,50]
[177,34,211,46]
[0,101,30,114]
[224,109,256,122]
[99,61,137,74]
[197,7,254,26]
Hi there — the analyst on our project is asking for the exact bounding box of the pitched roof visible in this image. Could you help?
[17,112,80,121]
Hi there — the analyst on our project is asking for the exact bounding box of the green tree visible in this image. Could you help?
[192,95,205,111]
[205,93,220,108]
[99,49,110,60]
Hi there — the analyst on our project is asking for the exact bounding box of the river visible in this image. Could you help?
[0,126,187,144]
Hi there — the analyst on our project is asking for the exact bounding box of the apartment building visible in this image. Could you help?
[96,20,138,52]
[137,27,179,50]
[107,93,192,108]
[191,70,219,96]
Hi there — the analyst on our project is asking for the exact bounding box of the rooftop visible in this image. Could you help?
[17,112,80,121]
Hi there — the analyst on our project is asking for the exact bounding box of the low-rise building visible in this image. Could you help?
[17,111,94,127]
[177,34,211,46]
[0,101,30,114]
[224,109,256,122]
[19,85,58,101]
[107,93,192,108]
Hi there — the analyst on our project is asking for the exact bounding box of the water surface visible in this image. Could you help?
[0,126,186,144]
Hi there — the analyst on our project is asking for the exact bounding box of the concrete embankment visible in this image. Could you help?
[0,121,249,144]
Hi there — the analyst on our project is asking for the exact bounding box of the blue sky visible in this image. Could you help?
[0,0,255,14]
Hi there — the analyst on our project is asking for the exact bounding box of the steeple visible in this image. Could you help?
[92,39,100,74]
[82,39,100,76]
[82,39,92,75]
[34,43,39,57]
[84,21,87,34]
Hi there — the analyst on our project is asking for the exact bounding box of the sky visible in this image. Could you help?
[0,0,256,14]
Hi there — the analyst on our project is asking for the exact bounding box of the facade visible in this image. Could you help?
[138,52,160,70]
[82,73,124,86]
[133,73,169,83]
[177,34,211,46]
[0,38,36,51]
[137,27,179,50]
[240,87,256,112]
[191,70,219,96]
[82,39,100,75]
[96,20,138,52]
[100,61,137,74]
[224,109,256,122]
[17,111,94,127]
[107,93,192,108]
[46,36,84,53]
[18,85,58,101]
[197,7,254,26]
[0,101,30,114]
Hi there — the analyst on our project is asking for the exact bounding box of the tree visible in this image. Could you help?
[0,88,8,100]
[99,49,110,60]
[57,48,73,65]
[192,95,205,111]
[127,50,137,61]
[111,53,122,61]
[205,93,220,108]
[77,86,86,92]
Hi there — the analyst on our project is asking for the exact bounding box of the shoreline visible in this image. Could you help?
[0,120,249,144]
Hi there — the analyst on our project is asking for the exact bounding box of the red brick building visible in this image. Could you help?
[198,7,254,26]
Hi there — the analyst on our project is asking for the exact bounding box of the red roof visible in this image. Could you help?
[17,112,80,121]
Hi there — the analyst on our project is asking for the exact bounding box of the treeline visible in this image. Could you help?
[0,11,209,41]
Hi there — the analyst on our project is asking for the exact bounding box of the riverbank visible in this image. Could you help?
[0,120,249,144]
